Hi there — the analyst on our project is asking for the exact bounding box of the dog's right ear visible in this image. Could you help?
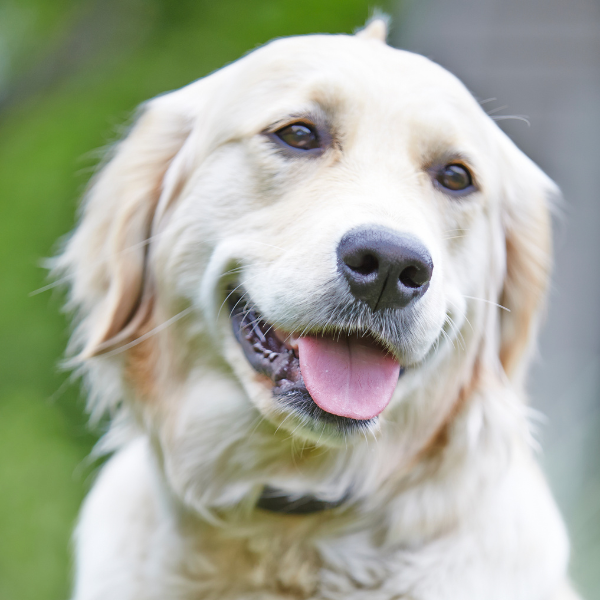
[57,94,193,360]
[355,16,389,43]
[497,141,556,384]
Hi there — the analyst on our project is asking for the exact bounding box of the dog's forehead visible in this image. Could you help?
[189,33,490,145]
[242,36,477,112]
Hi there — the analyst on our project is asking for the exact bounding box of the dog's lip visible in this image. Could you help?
[228,292,302,387]
[227,290,397,360]
[227,289,404,426]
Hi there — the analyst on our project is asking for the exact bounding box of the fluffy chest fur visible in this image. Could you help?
[74,411,570,600]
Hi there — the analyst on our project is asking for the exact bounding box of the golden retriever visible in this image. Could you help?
[57,18,580,600]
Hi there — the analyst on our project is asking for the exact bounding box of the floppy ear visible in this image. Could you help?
[498,144,557,382]
[355,16,389,43]
[58,94,192,359]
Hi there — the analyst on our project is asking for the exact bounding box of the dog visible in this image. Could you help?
[57,18,580,600]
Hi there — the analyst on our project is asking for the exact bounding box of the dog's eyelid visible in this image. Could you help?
[424,147,474,166]
[424,153,480,197]
[263,114,319,135]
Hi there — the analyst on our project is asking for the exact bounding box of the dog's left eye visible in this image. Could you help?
[274,123,321,150]
[435,164,473,193]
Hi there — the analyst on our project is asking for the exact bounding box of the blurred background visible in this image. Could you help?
[0,0,597,598]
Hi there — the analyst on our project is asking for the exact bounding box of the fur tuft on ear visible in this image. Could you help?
[498,144,557,383]
[355,15,389,43]
[56,95,192,360]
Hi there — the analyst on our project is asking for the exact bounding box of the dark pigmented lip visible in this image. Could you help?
[227,291,382,434]
[228,294,302,395]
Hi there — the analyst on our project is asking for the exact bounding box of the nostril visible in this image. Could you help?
[337,226,433,311]
[399,265,428,289]
[345,252,379,277]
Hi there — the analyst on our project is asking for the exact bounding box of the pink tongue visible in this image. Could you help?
[296,335,400,420]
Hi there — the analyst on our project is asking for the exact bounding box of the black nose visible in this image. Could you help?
[337,226,433,311]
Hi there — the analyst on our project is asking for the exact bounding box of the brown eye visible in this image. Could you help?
[275,123,320,150]
[436,164,473,192]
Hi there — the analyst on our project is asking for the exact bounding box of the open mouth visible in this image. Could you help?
[228,291,403,434]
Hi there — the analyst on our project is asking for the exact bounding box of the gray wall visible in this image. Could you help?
[390,1,600,596]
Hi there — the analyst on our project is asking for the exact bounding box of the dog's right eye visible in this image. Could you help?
[274,123,321,150]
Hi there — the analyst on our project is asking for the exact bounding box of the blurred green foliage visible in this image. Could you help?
[0,1,388,597]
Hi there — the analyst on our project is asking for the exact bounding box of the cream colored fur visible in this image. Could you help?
[57,19,580,600]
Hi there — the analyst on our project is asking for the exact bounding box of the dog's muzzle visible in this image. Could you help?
[227,226,434,434]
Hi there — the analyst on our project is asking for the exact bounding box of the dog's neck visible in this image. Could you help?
[256,485,349,514]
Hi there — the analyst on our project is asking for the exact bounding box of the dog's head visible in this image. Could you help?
[58,20,556,508]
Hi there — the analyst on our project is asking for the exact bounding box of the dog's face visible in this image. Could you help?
[60,23,555,506]
[157,37,487,439]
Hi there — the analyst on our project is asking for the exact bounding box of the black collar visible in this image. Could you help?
[256,485,349,515]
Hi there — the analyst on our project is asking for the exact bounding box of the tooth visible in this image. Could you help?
[252,322,266,343]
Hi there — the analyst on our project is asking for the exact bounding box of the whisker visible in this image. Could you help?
[486,104,508,115]
[361,427,370,449]
[218,259,272,282]
[315,423,328,447]
[47,376,75,404]
[30,279,70,297]
[227,290,251,319]
[218,266,248,279]
[445,314,466,352]
[491,115,530,126]
[262,321,279,339]
[439,324,455,351]
[462,295,511,312]
[30,232,167,297]
[247,413,268,441]
[463,313,475,334]
[101,306,194,358]
[217,276,259,319]
[274,412,294,435]
[368,426,378,444]
[446,297,475,335]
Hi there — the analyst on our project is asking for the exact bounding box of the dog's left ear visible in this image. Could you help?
[498,141,558,382]
[356,16,389,43]
[57,92,195,360]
